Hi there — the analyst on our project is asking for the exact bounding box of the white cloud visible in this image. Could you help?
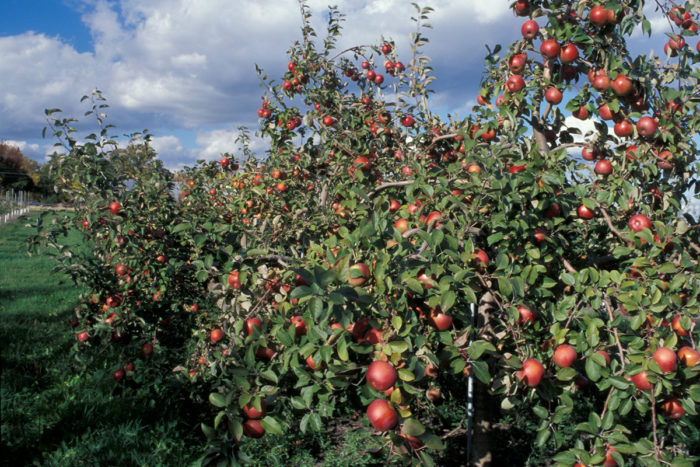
[0,0,679,168]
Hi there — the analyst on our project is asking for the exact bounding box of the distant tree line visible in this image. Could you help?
[0,142,65,202]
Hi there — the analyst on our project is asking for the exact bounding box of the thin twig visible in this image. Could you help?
[604,297,626,370]
[597,204,628,242]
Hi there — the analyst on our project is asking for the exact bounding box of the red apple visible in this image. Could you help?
[589,5,610,27]
[113,369,125,383]
[661,397,685,419]
[553,344,577,367]
[210,328,224,343]
[671,315,689,336]
[521,20,539,39]
[242,399,266,419]
[508,53,527,74]
[596,350,611,367]
[506,74,526,92]
[429,312,453,331]
[518,358,545,387]
[678,347,699,367]
[611,74,633,96]
[142,342,154,356]
[517,305,537,324]
[613,120,633,137]
[594,159,612,175]
[474,249,489,268]
[367,361,398,391]
[559,44,579,63]
[245,317,262,335]
[242,419,265,438]
[636,116,658,138]
[631,370,652,391]
[544,87,562,104]
[366,399,398,431]
[572,105,589,120]
[306,354,323,370]
[109,201,121,215]
[540,39,560,59]
[653,347,676,373]
[291,315,307,337]
[577,205,595,219]
[348,262,370,286]
[628,213,651,232]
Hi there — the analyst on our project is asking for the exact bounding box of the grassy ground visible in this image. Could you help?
[0,213,203,466]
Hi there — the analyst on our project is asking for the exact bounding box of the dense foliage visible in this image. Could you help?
[30,1,699,465]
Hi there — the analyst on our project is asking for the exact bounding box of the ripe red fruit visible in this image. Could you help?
[613,120,633,137]
[426,211,442,227]
[517,305,537,324]
[594,159,612,175]
[628,213,651,232]
[228,271,242,289]
[514,0,530,16]
[636,116,658,138]
[109,201,121,215]
[589,5,610,27]
[282,80,293,91]
[518,358,545,387]
[322,115,335,126]
[653,347,676,373]
[509,165,526,174]
[577,205,595,219]
[429,311,453,331]
[657,150,674,170]
[394,218,409,234]
[572,105,588,120]
[582,147,597,161]
[508,53,527,73]
[219,157,229,168]
[474,249,489,268]
[661,397,685,419]
[366,399,398,431]
[506,75,525,92]
[544,87,562,104]
[367,361,398,391]
[389,200,401,211]
[306,354,323,370]
[77,331,89,342]
[348,262,370,286]
[242,399,266,419]
[401,115,415,127]
[611,74,633,96]
[242,419,265,438]
[559,44,579,63]
[598,103,615,121]
[245,317,262,335]
[291,315,307,338]
[593,74,611,91]
[381,43,392,54]
[540,39,560,59]
[678,347,699,367]
[373,74,384,84]
[521,20,539,39]
[113,369,125,383]
[603,447,619,467]
[553,344,577,367]
[141,342,154,356]
[671,315,689,336]
[631,370,652,391]
[115,264,127,276]
[210,329,224,343]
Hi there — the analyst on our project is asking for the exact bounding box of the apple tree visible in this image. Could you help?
[32,0,699,465]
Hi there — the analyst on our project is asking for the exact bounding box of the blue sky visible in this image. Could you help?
[0,1,676,169]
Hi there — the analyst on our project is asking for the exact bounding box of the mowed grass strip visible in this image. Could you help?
[0,213,202,466]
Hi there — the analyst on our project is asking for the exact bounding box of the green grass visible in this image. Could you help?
[0,213,203,466]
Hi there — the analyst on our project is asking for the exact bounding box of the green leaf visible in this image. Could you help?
[440,290,456,311]
[535,428,551,446]
[337,335,349,361]
[261,416,284,435]
[556,367,577,381]
[585,357,601,382]
[392,316,403,331]
[260,370,278,384]
[201,423,216,440]
[209,392,228,408]
[533,405,548,419]
[398,368,415,381]
[472,360,490,384]
[561,272,575,286]
[402,418,426,436]
[467,340,495,360]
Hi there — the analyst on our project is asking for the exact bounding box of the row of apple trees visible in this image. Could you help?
[31,0,699,465]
